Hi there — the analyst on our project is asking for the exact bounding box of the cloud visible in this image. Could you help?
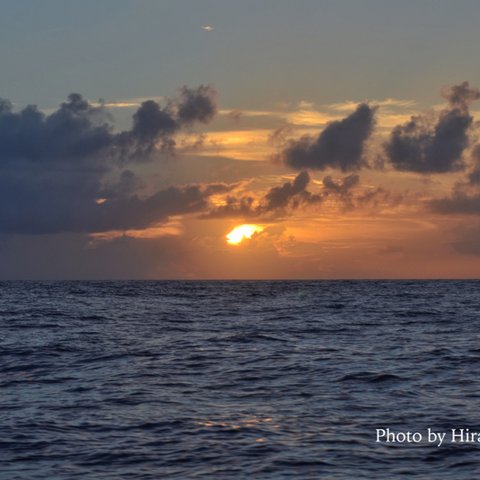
[428,132,480,215]
[0,93,112,163]
[0,171,233,234]
[204,195,258,219]
[116,85,217,160]
[117,99,178,157]
[467,145,480,185]
[355,186,401,209]
[384,82,478,173]
[268,125,294,145]
[427,128,480,215]
[204,168,403,220]
[276,103,377,172]
[326,98,416,112]
[177,85,217,125]
[320,174,403,213]
[0,86,217,165]
[430,192,480,215]
[203,170,384,220]
[0,86,224,234]
[263,171,312,209]
[322,174,360,197]
[320,173,360,210]
[441,81,480,110]
[204,171,322,219]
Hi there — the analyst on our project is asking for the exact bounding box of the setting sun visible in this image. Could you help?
[226,224,264,245]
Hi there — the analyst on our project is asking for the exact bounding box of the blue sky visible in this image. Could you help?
[1,0,480,110]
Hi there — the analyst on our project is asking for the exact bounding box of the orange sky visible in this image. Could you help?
[2,2,480,279]
[58,87,480,280]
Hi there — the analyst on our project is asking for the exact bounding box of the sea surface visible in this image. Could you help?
[2,280,480,479]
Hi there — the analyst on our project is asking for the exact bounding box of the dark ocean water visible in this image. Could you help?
[2,280,480,479]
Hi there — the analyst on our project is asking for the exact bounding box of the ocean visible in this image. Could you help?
[2,280,480,479]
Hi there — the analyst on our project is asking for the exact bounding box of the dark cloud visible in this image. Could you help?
[0,85,216,165]
[0,86,222,234]
[177,85,217,125]
[204,171,380,219]
[85,182,231,233]
[428,138,480,215]
[467,145,480,185]
[118,100,178,157]
[427,138,480,215]
[102,169,143,197]
[321,173,400,213]
[386,110,471,173]
[204,195,257,219]
[116,85,217,160]
[441,81,480,110]
[253,171,323,213]
[263,171,311,210]
[428,136,480,215]
[268,125,293,145]
[0,93,112,164]
[321,173,360,210]
[354,186,404,211]
[322,174,360,197]
[204,171,322,219]
[430,192,480,215]
[0,170,233,234]
[385,82,478,173]
[276,104,376,172]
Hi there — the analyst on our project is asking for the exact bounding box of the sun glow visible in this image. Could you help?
[226,224,264,245]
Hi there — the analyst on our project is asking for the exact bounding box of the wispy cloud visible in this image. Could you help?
[326,98,416,112]
[89,217,184,243]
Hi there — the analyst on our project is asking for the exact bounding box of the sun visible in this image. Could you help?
[226,224,264,245]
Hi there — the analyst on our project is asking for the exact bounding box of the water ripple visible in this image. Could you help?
[1,280,480,479]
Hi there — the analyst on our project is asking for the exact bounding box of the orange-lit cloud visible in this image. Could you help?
[4,82,480,279]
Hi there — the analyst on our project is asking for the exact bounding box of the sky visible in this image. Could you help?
[2,0,480,279]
